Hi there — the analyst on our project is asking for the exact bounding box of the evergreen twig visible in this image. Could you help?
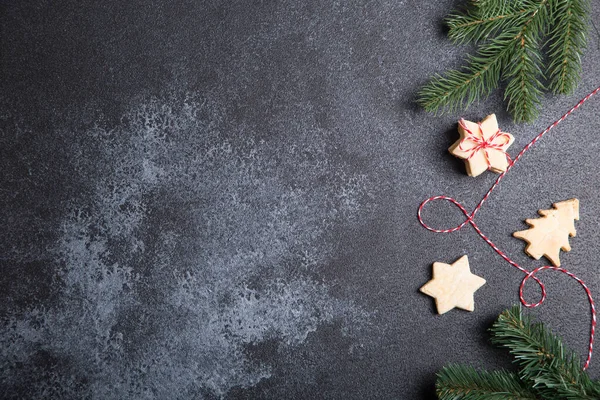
[418,0,592,123]
[435,306,600,399]
[547,0,590,94]
[437,365,539,399]
[491,306,600,399]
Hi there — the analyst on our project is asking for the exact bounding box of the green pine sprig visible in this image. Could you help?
[418,0,592,123]
[436,306,600,399]
[547,0,589,95]
[437,365,538,399]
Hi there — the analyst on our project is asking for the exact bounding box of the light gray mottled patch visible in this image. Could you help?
[0,93,372,399]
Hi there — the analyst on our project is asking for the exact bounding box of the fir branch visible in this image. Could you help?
[436,364,539,399]
[503,25,545,122]
[491,306,600,399]
[417,29,516,114]
[435,307,600,399]
[446,2,528,44]
[471,0,527,16]
[418,0,592,123]
[547,0,590,94]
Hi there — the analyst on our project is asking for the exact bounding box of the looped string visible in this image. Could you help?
[458,119,512,169]
[418,85,600,370]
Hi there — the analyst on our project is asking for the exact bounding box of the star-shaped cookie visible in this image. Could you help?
[420,255,486,314]
[449,114,514,177]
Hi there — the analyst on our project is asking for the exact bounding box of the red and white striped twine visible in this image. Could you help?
[457,119,513,169]
[418,85,600,370]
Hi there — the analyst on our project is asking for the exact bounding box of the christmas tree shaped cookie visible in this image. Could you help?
[513,199,579,267]
[449,114,514,177]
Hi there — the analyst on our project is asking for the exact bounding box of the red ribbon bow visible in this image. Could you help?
[458,118,512,168]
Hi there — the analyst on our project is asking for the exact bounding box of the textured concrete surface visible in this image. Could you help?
[1,1,600,398]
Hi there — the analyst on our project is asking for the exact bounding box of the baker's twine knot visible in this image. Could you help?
[458,119,513,168]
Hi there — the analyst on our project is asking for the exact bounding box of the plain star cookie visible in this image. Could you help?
[420,255,486,315]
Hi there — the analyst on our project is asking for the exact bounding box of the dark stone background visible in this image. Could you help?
[1,1,600,398]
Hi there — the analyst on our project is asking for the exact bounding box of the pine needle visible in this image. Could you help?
[418,0,592,123]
